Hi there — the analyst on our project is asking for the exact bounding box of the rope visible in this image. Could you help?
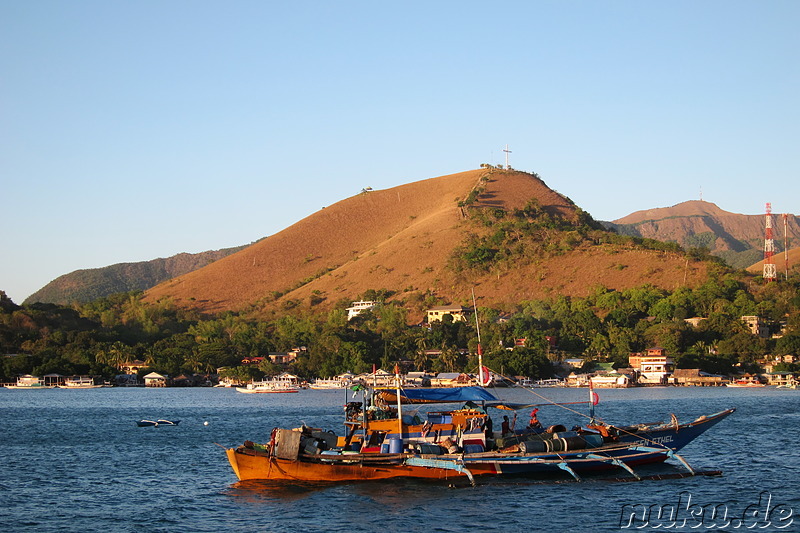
[480,366,672,450]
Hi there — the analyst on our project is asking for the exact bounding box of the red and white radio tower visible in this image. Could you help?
[763,203,777,282]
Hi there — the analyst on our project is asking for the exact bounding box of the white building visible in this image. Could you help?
[346,301,379,321]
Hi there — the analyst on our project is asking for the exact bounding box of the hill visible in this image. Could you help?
[25,246,245,305]
[144,169,713,317]
[746,246,800,277]
[605,201,800,269]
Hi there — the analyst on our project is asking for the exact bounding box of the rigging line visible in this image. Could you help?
[481,368,673,450]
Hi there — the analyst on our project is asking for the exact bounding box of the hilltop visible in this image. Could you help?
[144,169,712,317]
[606,201,800,269]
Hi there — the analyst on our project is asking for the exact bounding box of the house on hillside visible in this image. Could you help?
[346,300,379,320]
[684,317,707,328]
[741,316,770,338]
[426,305,472,323]
[119,359,147,374]
[268,347,306,365]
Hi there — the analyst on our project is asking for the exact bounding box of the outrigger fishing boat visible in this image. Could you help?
[225,378,734,484]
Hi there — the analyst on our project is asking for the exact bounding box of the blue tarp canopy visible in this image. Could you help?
[380,386,498,404]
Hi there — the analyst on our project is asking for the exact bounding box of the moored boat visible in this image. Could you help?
[726,377,766,387]
[59,376,103,389]
[235,380,300,394]
[225,384,734,484]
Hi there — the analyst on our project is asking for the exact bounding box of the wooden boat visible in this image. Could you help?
[225,385,734,484]
[137,419,180,427]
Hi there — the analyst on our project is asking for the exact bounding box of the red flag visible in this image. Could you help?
[479,366,491,386]
[589,382,600,405]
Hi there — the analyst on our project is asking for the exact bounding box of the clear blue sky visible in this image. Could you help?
[2,1,798,303]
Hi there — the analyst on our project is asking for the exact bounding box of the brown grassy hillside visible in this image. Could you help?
[746,247,800,276]
[144,169,712,317]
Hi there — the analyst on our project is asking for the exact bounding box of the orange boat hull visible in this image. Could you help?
[226,448,495,482]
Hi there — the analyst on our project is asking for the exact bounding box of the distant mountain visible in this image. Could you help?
[144,169,714,318]
[604,201,800,269]
[24,246,246,305]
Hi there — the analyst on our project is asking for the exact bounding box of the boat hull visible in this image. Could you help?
[235,387,299,394]
[226,444,672,482]
[225,409,735,483]
[615,408,735,451]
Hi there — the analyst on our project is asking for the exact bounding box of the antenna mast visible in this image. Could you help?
[763,203,777,282]
[784,213,790,280]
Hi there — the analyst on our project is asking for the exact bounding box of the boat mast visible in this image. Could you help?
[471,289,486,386]
[394,363,403,439]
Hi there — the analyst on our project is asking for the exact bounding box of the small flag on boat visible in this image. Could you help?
[478,365,491,386]
[590,382,600,405]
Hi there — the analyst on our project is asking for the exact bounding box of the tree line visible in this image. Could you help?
[2,269,800,384]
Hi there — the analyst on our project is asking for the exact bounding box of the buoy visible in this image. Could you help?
[203,421,209,426]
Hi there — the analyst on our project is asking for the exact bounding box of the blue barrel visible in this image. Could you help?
[463,444,484,454]
[388,438,403,454]
[380,443,389,454]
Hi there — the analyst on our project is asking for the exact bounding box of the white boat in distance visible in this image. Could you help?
[310,378,353,390]
[59,376,104,389]
[235,380,300,394]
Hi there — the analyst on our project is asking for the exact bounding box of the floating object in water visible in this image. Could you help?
[136,419,180,427]
[204,421,209,426]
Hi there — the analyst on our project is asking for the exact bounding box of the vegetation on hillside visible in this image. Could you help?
[3,267,800,384]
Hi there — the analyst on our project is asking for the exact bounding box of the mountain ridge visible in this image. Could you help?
[24,246,245,305]
[606,200,800,269]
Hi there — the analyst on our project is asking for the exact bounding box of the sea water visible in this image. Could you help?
[0,386,798,532]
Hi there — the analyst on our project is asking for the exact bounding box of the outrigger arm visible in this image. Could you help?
[556,461,581,482]
[404,457,476,486]
[630,446,696,475]
[584,453,641,481]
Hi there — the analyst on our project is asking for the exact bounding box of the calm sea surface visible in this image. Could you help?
[1,386,798,532]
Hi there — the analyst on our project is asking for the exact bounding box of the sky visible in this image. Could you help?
[2,1,799,304]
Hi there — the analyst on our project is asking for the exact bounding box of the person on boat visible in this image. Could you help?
[501,415,512,437]
[484,415,494,438]
[529,408,542,429]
